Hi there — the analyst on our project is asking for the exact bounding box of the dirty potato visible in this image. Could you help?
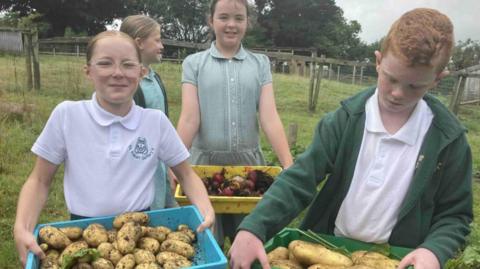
[60,227,83,240]
[160,239,195,259]
[115,254,136,269]
[117,222,142,254]
[113,212,149,229]
[83,223,109,247]
[58,241,89,265]
[137,237,160,254]
[270,259,303,269]
[267,246,289,262]
[46,249,60,260]
[156,251,189,265]
[290,240,353,267]
[351,251,399,269]
[163,259,193,269]
[39,226,71,249]
[177,224,196,242]
[167,232,192,244]
[40,243,49,252]
[72,262,93,269]
[134,262,161,269]
[134,249,156,264]
[40,257,60,269]
[107,230,117,243]
[92,257,114,269]
[146,227,169,242]
[307,264,349,269]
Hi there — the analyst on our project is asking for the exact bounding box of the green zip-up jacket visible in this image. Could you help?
[239,87,473,266]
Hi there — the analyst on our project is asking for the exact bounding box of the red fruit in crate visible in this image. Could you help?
[212,172,224,184]
[223,187,234,196]
[247,170,258,183]
[211,180,220,189]
[245,180,255,191]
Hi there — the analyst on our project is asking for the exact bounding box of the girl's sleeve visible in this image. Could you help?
[259,54,273,86]
[31,102,67,165]
[157,113,190,167]
[181,55,198,86]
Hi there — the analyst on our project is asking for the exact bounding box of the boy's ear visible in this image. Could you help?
[375,50,382,73]
[84,65,91,78]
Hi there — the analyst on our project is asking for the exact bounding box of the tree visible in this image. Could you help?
[0,0,140,37]
[451,39,480,70]
[139,0,211,43]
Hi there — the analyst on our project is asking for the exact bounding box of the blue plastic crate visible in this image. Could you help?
[25,206,227,269]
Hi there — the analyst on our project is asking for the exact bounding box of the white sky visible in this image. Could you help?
[335,0,480,44]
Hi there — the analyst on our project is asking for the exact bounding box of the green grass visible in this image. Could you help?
[0,54,479,268]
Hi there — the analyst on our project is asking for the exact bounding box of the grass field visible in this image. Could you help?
[0,54,479,268]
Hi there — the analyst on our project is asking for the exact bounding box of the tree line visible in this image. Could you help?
[0,0,478,68]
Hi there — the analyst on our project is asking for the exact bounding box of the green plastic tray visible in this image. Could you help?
[253,228,414,269]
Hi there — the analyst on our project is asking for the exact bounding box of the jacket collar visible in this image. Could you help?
[209,41,247,60]
[341,86,466,142]
[87,92,141,130]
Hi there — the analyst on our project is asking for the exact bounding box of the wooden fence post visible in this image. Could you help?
[328,63,332,80]
[288,123,298,147]
[312,66,322,111]
[32,29,40,90]
[337,66,340,82]
[359,66,364,85]
[308,64,316,110]
[23,32,33,90]
[352,65,357,84]
[449,76,465,115]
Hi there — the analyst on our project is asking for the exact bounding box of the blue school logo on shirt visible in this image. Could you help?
[129,137,154,160]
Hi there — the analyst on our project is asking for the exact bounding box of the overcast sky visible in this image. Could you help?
[335,0,480,44]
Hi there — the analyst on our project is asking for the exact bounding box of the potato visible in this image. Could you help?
[134,249,156,264]
[160,239,195,259]
[137,237,160,254]
[72,262,93,269]
[98,242,114,258]
[270,259,303,269]
[141,226,152,237]
[351,251,399,269]
[40,257,60,269]
[60,227,83,240]
[39,226,72,249]
[347,266,375,269]
[307,264,349,269]
[163,259,193,269]
[58,241,89,265]
[92,257,114,269]
[83,223,109,247]
[113,212,149,229]
[134,262,161,269]
[177,224,196,242]
[107,230,117,243]
[117,222,142,254]
[167,232,192,244]
[290,240,353,267]
[267,246,289,262]
[40,243,49,252]
[156,251,189,265]
[146,227,169,242]
[45,249,60,260]
[115,254,136,269]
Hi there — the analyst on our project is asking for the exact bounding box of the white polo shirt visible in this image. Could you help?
[334,89,433,243]
[32,93,189,217]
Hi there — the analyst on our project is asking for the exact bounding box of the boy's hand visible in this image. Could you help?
[398,248,440,269]
[14,228,45,267]
[229,230,270,269]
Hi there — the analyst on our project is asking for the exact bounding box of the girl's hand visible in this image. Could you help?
[14,228,45,267]
[196,207,215,234]
[229,230,270,269]
[398,248,440,269]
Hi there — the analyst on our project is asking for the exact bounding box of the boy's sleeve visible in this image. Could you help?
[419,134,473,265]
[238,109,346,242]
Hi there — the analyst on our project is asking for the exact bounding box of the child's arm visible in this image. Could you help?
[171,160,215,233]
[258,83,293,168]
[14,157,59,266]
[177,83,201,149]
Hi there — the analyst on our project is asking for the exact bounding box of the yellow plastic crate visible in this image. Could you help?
[175,165,282,214]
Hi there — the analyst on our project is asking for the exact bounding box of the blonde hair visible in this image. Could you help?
[86,31,141,63]
[381,8,454,72]
[120,15,160,40]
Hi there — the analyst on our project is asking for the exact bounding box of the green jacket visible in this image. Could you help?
[133,71,169,117]
[239,87,473,266]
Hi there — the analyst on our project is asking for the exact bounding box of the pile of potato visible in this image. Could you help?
[267,240,400,269]
[38,212,197,269]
